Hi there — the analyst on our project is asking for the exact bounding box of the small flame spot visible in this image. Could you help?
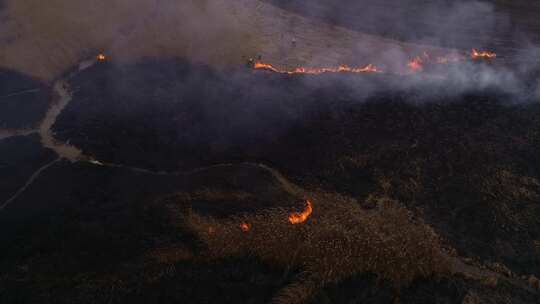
[408,56,423,72]
[471,49,496,59]
[289,200,313,225]
[240,222,250,232]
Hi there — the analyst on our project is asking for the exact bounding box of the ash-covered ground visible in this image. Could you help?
[1,1,540,304]
[0,70,51,130]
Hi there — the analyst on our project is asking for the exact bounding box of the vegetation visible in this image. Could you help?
[184,192,450,303]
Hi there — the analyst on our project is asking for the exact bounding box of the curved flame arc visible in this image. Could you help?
[288,200,313,225]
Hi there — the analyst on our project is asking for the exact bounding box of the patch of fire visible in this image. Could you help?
[252,61,380,75]
[471,49,496,60]
[240,222,250,232]
[407,56,424,72]
[251,47,496,76]
[288,200,313,224]
[97,53,107,62]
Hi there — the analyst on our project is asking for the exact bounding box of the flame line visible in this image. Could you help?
[252,48,496,76]
[288,200,313,224]
[254,62,381,75]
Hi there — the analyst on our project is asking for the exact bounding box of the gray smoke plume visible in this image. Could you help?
[260,0,540,101]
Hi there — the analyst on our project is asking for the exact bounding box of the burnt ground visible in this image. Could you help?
[2,161,536,304]
[54,59,540,272]
[0,161,299,304]
[1,58,539,303]
[0,69,51,129]
[0,134,56,204]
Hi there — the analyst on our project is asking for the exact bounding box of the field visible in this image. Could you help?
[1,1,540,303]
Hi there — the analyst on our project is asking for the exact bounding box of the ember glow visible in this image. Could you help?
[471,49,496,59]
[252,47,497,76]
[240,222,250,232]
[97,53,106,61]
[408,56,424,72]
[253,61,381,75]
[288,200,313,224]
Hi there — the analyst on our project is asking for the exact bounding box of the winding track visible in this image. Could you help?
[0,60,91,209]
[0,128,36,140]
[0,158,60,210]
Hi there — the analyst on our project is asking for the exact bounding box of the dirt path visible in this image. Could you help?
[0,158,60,210]
[38,80,82,161]
[0,128,37,140]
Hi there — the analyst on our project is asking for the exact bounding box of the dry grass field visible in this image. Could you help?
[0,0,447,81]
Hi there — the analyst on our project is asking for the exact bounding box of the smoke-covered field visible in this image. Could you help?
[264,0,540,52]
[6,0,536,80]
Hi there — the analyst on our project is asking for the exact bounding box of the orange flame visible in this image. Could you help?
[240,222,250,232]
[97,53,106,61]
[288,200,313,224]
[254,62,380,75]
[253,48,496,76]
[471,49,496,59]
[408,56,424,72]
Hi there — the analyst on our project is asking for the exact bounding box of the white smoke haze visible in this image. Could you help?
[0,0,539,101]
[0,0,258,79]
[258,0,540,102]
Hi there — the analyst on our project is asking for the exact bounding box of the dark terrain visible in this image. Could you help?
[0,69,51,129]
[2,2,540,300]
[0,134,56,204]
[1,58,536,303]
[53,59,540,275]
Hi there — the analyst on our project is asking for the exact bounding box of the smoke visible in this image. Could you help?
[1,0,539,101]
[259,0,540,102]
[46,0,540,171]
[0,0,257,79]
[263,0,506,49]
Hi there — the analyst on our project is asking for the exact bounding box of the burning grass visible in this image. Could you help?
[252,48,496,76]
[184,192,450,303]
[253,61,381,75]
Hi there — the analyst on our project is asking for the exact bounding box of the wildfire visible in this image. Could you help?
[408,56,424,72]
[251,47,497,76]
[253,61,380,75]
[471,49,496,59]
[240,222,250,232]
[97,53,106,61]
[288,200,313,225]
